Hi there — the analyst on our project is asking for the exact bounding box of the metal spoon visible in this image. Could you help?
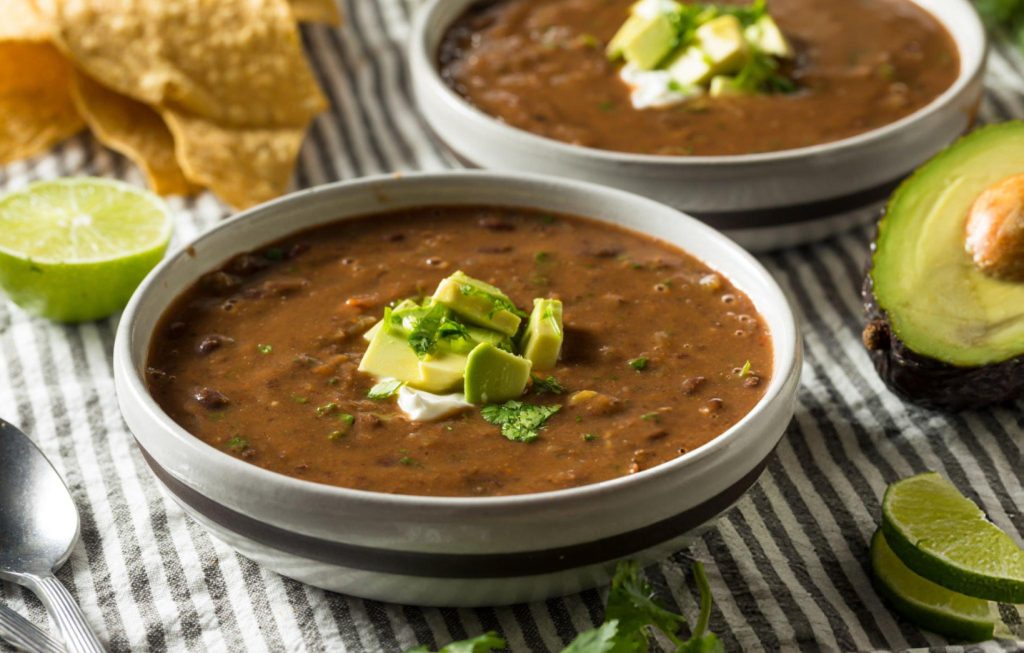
[0,420,104,652]
[0,602,64,652]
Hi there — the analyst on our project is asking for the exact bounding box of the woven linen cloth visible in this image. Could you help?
[1,1,1023,651]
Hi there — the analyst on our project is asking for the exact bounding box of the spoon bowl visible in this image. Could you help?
[0,421,79,577]
[0,419,105,652]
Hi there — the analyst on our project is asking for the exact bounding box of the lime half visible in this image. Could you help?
[882,471,1024,604]
[0,178,172,322]
[871,530,997,642]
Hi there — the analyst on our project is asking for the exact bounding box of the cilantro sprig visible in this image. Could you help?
[733,45,796,94]
[404,560,722,653]
[481,401,561,442]
[531,374,566,395]
[977,0,1024,52]
[405,632,506,653]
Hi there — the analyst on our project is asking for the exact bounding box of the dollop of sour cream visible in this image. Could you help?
[620,63,699,110]
[632,0,681,19]
[397,385,473,421]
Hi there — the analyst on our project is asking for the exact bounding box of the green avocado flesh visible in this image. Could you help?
[872,123,1024,366]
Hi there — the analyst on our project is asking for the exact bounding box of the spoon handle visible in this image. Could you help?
[0,602,64,653]
[20,574,103,653]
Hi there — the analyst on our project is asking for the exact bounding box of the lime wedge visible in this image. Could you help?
[871,530,997,642]
[0,178,172,322]
[882,471,1024,604]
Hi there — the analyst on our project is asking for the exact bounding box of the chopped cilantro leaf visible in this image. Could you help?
[733,45,797,94]
[257,344,273,354]
[629,357,649,371]
[226,437,249,452]
[583,433,597,442]
[368,379,403,400]
[534,251,551,263]
[481,401,561,443]
[532,374,566,395]
[316,402,339,417]
[738,360,752,377]
[458,284,528,319]
[598,100,616,111]
[437,316,470,342]
[641,412,660,422]
[290,394,308,404]
[339,413,355,426]
[399,456,418,466]
[408,303,448,358]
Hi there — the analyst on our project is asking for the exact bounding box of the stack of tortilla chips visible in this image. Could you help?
[0,0,339,209]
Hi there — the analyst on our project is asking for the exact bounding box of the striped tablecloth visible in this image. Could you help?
[1,2,1023,651]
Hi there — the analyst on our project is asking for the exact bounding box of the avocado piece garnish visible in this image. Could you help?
[464,342,533,405]
[521,298,563,371]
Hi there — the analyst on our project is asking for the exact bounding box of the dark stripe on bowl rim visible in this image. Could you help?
[432,129,902,230]
[139,444,770,579]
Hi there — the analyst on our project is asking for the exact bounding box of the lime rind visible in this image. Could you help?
[871,530,997,643]
[882,472,1024,604]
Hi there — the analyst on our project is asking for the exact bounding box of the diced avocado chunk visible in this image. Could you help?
[358,326,421,385]
[432,271,522,336]
[440,324,513,355]
[415,352,468,393]
[744,15,793,59]
[709,75,746,97]
[362,320,383,342]
[607,14,647,60]
[521,298,563,371]
[618,11,678,70]
[695,15,747,74]
[464,343,532,404]
[667,46,715,86]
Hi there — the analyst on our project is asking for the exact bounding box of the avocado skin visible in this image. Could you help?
[862,248,1024,410]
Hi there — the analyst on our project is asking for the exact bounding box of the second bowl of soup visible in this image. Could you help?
[411,0,986,250]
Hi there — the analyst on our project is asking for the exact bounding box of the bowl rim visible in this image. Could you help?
[410,0,988,167]
[116,171,801,509]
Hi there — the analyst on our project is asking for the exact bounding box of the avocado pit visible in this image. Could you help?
[965,173,1024,282]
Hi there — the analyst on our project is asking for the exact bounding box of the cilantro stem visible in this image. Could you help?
[692,561,713,638]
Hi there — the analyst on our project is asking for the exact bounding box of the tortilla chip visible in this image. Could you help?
[1,0,52,41]
[162,108,305,209]
[53,0,326,128]
[0,42,83,164]
[290,0,342,25]
[70,71,195,196]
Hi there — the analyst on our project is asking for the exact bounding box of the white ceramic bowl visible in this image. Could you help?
[410,0,987,251]
[114,172,801,606]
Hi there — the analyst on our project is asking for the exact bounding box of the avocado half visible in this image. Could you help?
[863,123,1024,410]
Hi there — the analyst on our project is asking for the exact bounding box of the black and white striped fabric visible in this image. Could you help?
[1,1,1022,651]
